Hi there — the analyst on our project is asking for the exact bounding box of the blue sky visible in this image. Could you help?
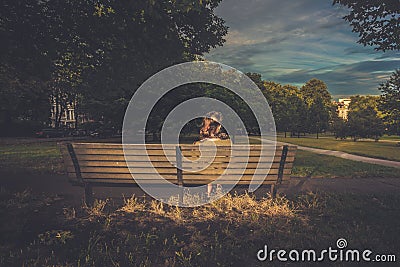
[204,0,400,99]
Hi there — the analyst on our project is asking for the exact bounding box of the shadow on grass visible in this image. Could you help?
[0,188,399,266]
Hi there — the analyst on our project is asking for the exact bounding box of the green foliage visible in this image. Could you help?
[205,85,257,133]
[0,66,51,130]
[333,0,400,51]
[1,0,228,130]
[330,95,385,141]
[347,95,384,141]
[300,78,332,107]
[263,82,307,136]
[331,115,349,139]
[379,69,400,135]
[299,78,333,136]
[308,96,330,138]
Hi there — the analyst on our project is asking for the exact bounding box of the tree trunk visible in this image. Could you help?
[74,97,78,129]
[57,107,63,129]
[55,94,60,128]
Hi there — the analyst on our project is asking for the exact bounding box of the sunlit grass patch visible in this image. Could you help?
[292,150,400,178]
[277,136,400,161]
[118,195,145,213]
[84,199,109,217]
[0,142,63,174]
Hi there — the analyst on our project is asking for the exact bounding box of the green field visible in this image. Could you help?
[0,142,63,174]
[277,136,400,162]
[381,135,400,141]
[292,150,400,178]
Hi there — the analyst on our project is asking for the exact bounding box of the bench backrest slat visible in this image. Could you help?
[59,143,297,186]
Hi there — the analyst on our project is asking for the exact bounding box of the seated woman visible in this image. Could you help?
[194,111,230,197]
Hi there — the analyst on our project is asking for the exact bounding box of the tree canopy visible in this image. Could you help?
[379,69,400,134]
[333,0,400,51]
[0,0,228,133]
[300,78,332,107]
[347,95,384,141]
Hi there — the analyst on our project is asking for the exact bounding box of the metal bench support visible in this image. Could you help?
[176,146,184,205]
[67,143,94,206]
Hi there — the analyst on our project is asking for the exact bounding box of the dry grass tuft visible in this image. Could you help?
[119,195,145,213]
[150,200,165,215]
[85,199,109,216]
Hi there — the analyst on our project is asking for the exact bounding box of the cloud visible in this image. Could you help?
[273,60,400,96]
[205,0,400,97]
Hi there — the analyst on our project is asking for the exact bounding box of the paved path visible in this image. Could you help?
[255,137,400,169]
[293,144,400,169]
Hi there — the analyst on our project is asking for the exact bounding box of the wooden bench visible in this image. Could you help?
[59,143,297,205]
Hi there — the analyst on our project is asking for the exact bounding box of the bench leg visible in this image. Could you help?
[179,186,184,206]
[270,184,277,198]
[84,184,94,207]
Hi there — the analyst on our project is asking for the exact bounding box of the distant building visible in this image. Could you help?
[334,98,351,120]
[50,97,92,128]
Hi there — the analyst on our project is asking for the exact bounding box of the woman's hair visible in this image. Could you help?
[199,111,223,140]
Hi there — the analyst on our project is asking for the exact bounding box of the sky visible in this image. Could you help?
[204,0,400,99]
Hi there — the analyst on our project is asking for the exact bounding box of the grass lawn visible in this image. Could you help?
[292,150,400,178]
[0,142,63,174]
[381,135,400,141]
[277,136,400,162]
[0,189,399,266]
[0,142,63,173]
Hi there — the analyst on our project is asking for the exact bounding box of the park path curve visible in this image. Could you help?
[294,145,400,169]
[256,137,400,169]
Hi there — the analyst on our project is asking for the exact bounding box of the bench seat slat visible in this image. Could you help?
[67,160,292,169]
[77,179,283,185]
[72,143,280,150]
[73,154,295,163]
[183,156,295,163]
[72,148,295,157]
[67,166,292,175]
[77,172,288,180]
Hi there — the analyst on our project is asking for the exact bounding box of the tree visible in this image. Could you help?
[333,0,400,51]
[0,66,51,135]
[379,69,400,135]
[300,78,332,107]
[309,96,330,139]
[81,0,228,127]
[347,95,384,141]
[263,82,306,137]
[331,115,349,139]
[1,0,228,132]
[300,79,332,135]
